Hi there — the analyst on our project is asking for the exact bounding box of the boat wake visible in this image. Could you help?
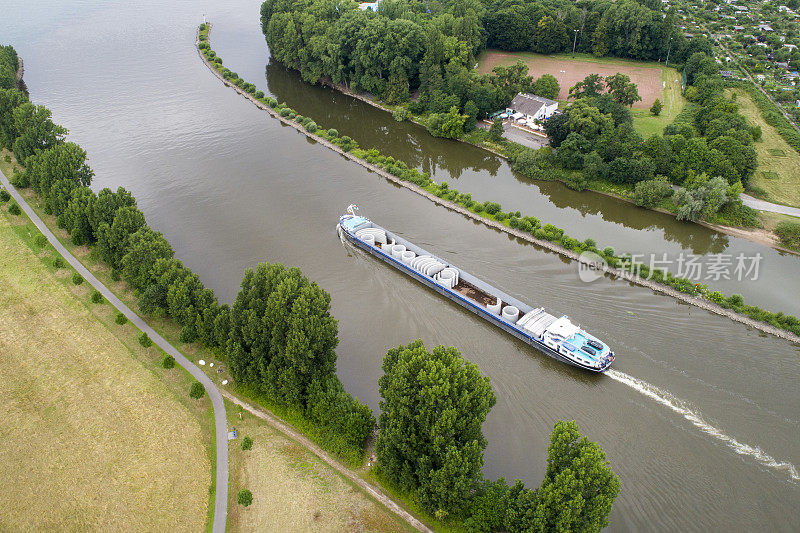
[606,369,800,483]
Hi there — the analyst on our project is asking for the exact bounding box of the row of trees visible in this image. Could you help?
[377,340,620,530]
[483,0,690,62]
[0,42,374,458]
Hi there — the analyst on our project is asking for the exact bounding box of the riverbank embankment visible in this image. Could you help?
[196,26,800,345]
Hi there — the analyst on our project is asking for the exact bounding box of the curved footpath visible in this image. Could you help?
[741,193,800,217]
[0,171,230,533]
[197,33,800,347]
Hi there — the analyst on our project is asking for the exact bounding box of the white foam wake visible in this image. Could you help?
[607,369,800,482]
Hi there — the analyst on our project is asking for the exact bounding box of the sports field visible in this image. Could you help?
[0,206,209,531]
[478,50,670,109]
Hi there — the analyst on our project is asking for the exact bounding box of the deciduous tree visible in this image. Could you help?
[376,340,496,515]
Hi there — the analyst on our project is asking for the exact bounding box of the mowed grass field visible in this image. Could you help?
[227,405,413,533]
[729,88,800,209]
[477,50,685,136]
[0,203,210,531]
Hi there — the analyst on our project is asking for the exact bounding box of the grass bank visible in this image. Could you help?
[729,88,800,209]
[0,192,211,531]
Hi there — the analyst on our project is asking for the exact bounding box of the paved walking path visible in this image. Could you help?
[740,194,800,218]
[222,391,432,533]
[0,171,229,533]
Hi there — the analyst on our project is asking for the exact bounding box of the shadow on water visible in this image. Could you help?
[264,59,729,255]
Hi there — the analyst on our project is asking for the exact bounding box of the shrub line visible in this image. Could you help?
[197,25,800,346]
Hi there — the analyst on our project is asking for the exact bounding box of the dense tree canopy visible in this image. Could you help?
[531,420,621,532]
[0,45,19,90]
[12,103,67,163]
[261,0,687,122]
[376,340,496,515]
[226,263,339,406]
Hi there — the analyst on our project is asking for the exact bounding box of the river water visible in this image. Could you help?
[4,1,799,531]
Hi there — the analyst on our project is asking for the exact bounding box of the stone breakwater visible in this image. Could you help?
[196,28,800,346]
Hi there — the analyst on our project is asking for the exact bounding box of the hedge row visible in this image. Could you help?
[197,31,800,339]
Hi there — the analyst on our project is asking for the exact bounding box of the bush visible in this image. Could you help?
[8,202,20,215]
[115,312,128,325]
[189,381,205,399]
[392,107,410,122]
[634,178,673,208]
[162,355,175,369]
[110,269,121,281]
[52,257,66,269]
[0,189,9,202]
[139,332,153,348]
[90,290,104,303]
[304,121,318,133]
[483,202,501,215]
[254,90,264,99]
[241,436,253,451]
[725,294,744,308]
[237,489,253,507]
[775,221,800,249]
[305,375,375,449]
[3,155,10,163]
[72,272,84,285]
[10,169,26,187]
[279,108,291,117]
[265,96,278,107]
[179,324,197,343]
[34,234,48,247]
[327,128,339,138]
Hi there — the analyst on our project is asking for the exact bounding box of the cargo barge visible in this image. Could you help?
[337,206,615,372]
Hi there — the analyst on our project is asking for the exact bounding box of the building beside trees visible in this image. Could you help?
[506,93,559,123]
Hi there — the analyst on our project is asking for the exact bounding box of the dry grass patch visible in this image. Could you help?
[730,88,800,208]
[0,215,210,532]
[227,409,411,533]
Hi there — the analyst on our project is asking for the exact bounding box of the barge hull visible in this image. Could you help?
[342,229,598,372]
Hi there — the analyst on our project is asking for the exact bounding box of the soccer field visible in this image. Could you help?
[478,50,670,108]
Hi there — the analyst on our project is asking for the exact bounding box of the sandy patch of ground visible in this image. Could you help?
[478,50,665,108]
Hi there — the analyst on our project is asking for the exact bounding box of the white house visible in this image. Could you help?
[506,93,558,124]
[358,0,381,10]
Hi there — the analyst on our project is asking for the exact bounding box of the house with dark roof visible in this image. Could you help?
[505,93,558,123]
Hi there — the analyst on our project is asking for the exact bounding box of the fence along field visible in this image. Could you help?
[478,50,667,108]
